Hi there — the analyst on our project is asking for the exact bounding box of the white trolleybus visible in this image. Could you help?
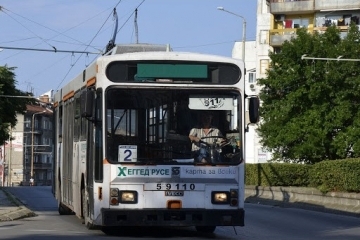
[53,44,259,233]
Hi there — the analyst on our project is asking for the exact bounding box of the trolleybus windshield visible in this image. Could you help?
[106,88,242,165]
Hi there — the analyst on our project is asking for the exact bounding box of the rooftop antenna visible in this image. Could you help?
[134,8,139,44]
[105,8,118,54]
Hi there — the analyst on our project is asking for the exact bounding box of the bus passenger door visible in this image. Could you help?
[81,89,95,219]
[86,119,95,218]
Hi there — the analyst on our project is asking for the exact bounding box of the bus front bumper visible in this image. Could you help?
[101,208,244,227]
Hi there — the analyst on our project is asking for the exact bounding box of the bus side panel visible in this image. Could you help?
[61,99,75,211]
[238,163,245,209]
[54,142,61,202]
[53,107,60,200]
[72,142,81,218]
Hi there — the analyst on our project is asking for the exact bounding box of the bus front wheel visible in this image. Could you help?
[58,202,72,215]
[195,226,216,233]
[82,189,96,229]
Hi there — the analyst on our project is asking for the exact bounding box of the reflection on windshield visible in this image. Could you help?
[106,88,242,165]
[107,109,136,136]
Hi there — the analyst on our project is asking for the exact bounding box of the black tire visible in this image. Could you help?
[101,227,118,236]
[58,203,67,215]
[58,202,73,215]
[195,226,216,233]
[82,189,96,229]
[80,189,85,224]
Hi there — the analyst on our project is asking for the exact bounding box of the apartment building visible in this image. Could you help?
[2,96,53,186]
[232,0,360,163]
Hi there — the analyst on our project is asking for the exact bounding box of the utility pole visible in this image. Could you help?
[217,7,247,61]
[8,128,12,186]
[0,144,4,186]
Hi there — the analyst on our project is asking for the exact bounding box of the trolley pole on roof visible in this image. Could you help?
[135,9,139,44]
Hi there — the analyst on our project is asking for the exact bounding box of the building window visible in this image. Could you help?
[248,72,256,83]
[273,47,281,54]
[260,59,269,74]
[44,119,49,130]
[34,135,39,145]
[259,30,268,44]
[25,117,31,128]
[35,154,39,163]
[292,18,309,28]
[35,119,42,130]
[38,171,44,180]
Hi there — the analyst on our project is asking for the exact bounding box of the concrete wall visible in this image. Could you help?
[245,185,360,217]
[315,0,360,11]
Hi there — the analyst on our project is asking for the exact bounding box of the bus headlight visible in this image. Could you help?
[211,191,230,204]
[119,191,138,204]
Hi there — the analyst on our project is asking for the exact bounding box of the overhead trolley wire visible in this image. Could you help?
[55,0,125,91]
[0,46,100,54]
[0,7,57,50]
[0,6,102,53]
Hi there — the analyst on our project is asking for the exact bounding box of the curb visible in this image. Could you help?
[245,185,360,218]
[0,189,37,222]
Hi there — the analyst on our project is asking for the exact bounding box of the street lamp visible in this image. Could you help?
[217,6,246,61]
[31,110,46,181]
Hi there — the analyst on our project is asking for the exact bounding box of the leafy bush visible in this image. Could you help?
[246,163,310,187]
[309,158,360,193]
[246,158,360,193]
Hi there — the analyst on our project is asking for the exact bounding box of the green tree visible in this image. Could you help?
[0,65,34,144]
[257,24,360,163]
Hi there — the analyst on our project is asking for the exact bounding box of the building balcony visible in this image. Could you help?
[270,0,315,14]
[315,0,360,11]
[270,0,360,14]
[33,145,52,153]
[269,26,352,46]
[33,129,43,135]
[269,29,298,46]
[23,127,43,135]
[34,162,52,169]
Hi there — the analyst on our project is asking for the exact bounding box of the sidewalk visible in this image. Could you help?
[0,187,36,222]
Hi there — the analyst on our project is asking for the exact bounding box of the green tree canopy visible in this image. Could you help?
[257,24,360,163]
[0,65,34,144]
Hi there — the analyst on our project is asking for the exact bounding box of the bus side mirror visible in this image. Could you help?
[248,96,259,123]
[81,90,95,118]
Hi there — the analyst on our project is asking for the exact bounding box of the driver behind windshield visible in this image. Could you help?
[189,111,225,163]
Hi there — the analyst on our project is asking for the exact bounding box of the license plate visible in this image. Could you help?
[144,183,205,191]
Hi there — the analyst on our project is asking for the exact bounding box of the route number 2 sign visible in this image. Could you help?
[118,145,138,162]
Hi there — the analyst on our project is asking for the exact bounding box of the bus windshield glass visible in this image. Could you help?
[106,88,242,165]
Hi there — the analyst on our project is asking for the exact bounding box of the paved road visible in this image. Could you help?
[0,186,239,239]
[1,186,360,239]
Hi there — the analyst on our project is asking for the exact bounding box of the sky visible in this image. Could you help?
[0,0,257,97]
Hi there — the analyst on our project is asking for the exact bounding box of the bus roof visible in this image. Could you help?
[106,43,172,55]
